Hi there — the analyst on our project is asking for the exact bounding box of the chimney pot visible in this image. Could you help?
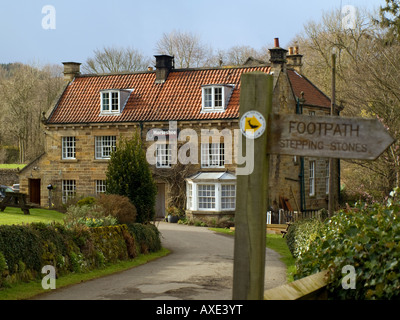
[274,38,280,48]
[287,45,303,73]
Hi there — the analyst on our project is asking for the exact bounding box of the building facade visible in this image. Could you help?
[19,40,337,220]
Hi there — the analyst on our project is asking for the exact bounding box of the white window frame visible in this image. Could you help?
[197,184,216,210]
[186,181,236,211]
[187,183,193,210]
[62,180,76,204]
[95,136,116,159]
[101,90,120,114]
[309,161,315,196]
[221,184,236,210]
[202,86,225,111]
[62,136,76,160]
[96,180,107,194]
[201,143,225,168]
[156,144,172,168]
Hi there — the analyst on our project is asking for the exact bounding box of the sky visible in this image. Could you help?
[0,0,386,66]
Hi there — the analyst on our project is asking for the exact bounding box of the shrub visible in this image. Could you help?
[285,218,324,259]
[63,204,118,228]
[77,196,97,207]
[96,194,137,224]
[295,190,400,299]
[105,133,157,223]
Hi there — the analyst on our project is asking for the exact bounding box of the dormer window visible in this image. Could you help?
[201,85,234,112]
[101,90,120,114]
[100,89,133,115]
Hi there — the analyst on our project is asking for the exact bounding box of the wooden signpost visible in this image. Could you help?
[233,72,395,300]
[267,113,395,160]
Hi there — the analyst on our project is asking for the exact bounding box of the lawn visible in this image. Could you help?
[0,164,26,170]
[0,207,64,225]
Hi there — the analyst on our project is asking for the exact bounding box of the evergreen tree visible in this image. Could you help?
[377,0,400,43]
[105,132,157,223]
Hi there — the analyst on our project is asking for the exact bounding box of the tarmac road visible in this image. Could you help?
[34,222,287,300]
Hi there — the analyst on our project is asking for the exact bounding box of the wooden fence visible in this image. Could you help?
[266,209,327,224]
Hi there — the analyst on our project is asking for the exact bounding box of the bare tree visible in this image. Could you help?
[219,45,270,66]
[82,46,151,74]
[293,7,400,201]
[0,64,64,163]
[155,30,213,68]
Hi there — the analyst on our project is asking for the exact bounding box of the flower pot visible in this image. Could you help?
[168,215,179,223]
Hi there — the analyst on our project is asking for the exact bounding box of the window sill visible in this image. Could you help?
[99,112,122,116]
[186,210,235,215]
[61,159,78,163]
[93,158,110,163]
[200,109,225,113]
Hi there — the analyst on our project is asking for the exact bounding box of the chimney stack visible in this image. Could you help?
[269,38,288,66]
[62,62,81,82]
[154,55,174,84]
[287,45,303,73]
[269,38,288,81]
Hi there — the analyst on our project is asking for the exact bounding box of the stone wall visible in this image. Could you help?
[0,169,19,187]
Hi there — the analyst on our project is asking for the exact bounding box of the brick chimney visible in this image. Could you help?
[269,38,288,70]
[154,55,174,84]
[62,62,81,82]
[287,46,303,73]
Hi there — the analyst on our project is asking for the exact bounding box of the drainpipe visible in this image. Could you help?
[296,97,306,212]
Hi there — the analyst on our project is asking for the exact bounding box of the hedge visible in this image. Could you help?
[0,222,161,288]
[285,218,324,259]
[294,192,400,300]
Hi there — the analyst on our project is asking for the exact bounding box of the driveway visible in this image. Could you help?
[34,222,287,300]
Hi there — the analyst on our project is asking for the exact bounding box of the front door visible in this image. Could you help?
[29,179,41,205]
[155,183,166,219]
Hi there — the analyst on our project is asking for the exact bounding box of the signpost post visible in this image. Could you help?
[232,72,273,300]
[232,73,395,300]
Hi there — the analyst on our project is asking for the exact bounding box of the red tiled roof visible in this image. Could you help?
[48,66,330,124]
[287,69,331,108]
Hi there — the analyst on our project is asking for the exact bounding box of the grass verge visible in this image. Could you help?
[0,247,170,300]
[209,228,295,282]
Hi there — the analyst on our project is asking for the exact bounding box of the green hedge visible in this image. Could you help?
[294,192,400,300]
[0,222,161,288]
[285,218,324,259]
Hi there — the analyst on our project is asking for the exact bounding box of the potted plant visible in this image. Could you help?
[167,206,181,223]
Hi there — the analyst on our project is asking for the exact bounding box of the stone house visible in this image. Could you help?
[18,39,338,220]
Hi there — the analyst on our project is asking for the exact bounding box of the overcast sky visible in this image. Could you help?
[0,0,385,66]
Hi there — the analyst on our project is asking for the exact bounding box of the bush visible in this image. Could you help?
[63,204,118,228]
[105,133,157,223]
[295,190,400,299]
[96,194,137,224]
[285,218,324,259]
[77,196,97,207]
